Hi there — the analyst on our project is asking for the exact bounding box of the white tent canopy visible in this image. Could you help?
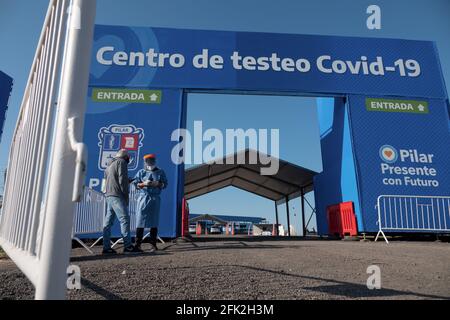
[185,149,317,202]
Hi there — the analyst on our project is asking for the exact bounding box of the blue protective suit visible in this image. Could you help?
[133,167,168,228]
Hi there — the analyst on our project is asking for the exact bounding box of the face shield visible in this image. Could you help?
[144,157,157,170]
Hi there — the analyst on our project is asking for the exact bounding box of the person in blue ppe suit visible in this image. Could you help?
[133,154,168,251]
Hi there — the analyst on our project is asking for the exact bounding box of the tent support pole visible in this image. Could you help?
[274,201,279,236]
[301,188,306,237]
[286,197,291,237]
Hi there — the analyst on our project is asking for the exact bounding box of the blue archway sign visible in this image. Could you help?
[82,25,450,238]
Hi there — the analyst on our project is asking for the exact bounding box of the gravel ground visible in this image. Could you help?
[0,238,449,300]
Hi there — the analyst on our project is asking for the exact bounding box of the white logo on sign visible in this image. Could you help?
[98,124,145,171]
[379,145,398,163]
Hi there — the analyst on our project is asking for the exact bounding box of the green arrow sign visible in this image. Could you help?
[366,98,429,114]
[92,88,162,104]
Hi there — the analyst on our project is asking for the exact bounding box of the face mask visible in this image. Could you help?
[145,159,156,171]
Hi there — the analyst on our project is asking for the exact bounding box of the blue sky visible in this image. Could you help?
[1,0,449,233]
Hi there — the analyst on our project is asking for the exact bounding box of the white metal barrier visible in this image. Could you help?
[72,185,165,252]
[376,195,450,244]
[73,188,105,254]
[129,185,140,231]
[0,0,95,299]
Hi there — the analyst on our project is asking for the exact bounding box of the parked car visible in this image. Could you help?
[189,225,196,234]
[261,231,272,236]
[209,225,222,234]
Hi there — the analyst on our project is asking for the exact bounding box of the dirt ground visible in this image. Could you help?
[0,237,449,300]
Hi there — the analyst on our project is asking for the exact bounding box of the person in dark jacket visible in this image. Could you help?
[102,149,138,254]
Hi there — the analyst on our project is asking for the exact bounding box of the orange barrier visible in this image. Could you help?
[196,223,202,235]
[327,202,358,237]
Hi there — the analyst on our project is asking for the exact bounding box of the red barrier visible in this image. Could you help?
[181,198,190,237]
[327,202,358,238]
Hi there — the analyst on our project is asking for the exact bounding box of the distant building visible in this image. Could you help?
[189,213,267,235]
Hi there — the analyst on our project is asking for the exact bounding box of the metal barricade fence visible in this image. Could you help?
[129,185,140,232]
[73,186,139,251]
[72,185,165,251]
[73,188,106,254]
[376,195,450,244]
[0,0,95,299]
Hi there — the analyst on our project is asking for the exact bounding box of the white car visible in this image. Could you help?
[209,226,222,234]
[261,231,272,236]
[189,226,196,234]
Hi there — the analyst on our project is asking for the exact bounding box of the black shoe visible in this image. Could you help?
[150,242,158,251]
[123,245,141,254]
[134,244,144,253]
[102,248,117,255]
